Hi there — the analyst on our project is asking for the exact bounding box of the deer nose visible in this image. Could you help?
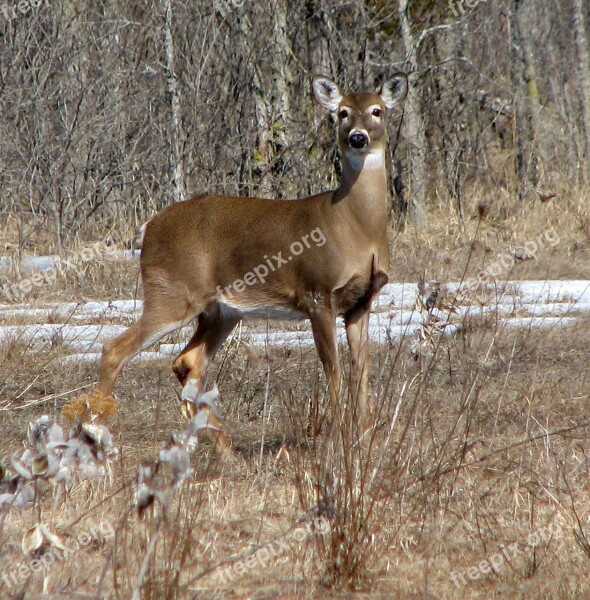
[349,131,369,149]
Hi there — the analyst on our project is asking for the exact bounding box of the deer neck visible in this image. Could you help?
[334,148,388,229]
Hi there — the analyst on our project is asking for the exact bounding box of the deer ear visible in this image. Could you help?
[313,76,343,112]
[379,73,408,110]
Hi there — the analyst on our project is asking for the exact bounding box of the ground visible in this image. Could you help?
[0,200,590,599]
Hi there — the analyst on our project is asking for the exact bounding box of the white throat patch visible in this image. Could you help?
[344,149,384,171]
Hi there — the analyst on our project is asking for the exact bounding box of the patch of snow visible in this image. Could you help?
[0,324,127,349]
[0,251,140,274]
[1,280,589,363]
[374,283,419,309]
[0,255,61,272]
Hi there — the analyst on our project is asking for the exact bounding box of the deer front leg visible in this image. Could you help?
[309,307,341,432]
[344,304,371,435]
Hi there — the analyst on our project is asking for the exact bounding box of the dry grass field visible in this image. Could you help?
[1,192,590,599]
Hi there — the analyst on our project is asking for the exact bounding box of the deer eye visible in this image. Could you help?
[372,108,382,118]
[338,109,349,120]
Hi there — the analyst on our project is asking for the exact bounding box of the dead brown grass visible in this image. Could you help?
[0,197,589,598]
[392,186,590,284]
[0,305,589,598]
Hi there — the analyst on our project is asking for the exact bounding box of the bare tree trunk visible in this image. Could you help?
[510,0,527,200]
[510,0,538,199]
[239,13,274,195]
[271,0,295,197]
[273,0,292,145]
[253,76,273,196]
[516,1,540,188]
[432,23,468,221]
[305,0,333,76]
[573,0,590,182]
[163,0,186,203]
[398,0,428,228]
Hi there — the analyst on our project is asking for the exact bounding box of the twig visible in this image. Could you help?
[131,520,162,600]
[0,385,93,412]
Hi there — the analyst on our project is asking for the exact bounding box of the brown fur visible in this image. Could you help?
[97,73,408,449]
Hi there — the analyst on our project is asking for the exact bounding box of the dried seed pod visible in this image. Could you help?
[478,202,490,218]
[22,524,66,556]
[11,456,32,480]
[39,524,67,550]
[31,455,49,477]
[535,189,556,203]
[22,525,44,556]
[160,436,192,488]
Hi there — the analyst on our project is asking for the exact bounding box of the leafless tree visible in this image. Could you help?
[0,0,588,248]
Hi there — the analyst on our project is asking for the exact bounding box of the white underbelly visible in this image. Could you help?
[219,301,306,322]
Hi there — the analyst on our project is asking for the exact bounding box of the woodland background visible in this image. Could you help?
[1,3,590,597]
[0,0,589,253]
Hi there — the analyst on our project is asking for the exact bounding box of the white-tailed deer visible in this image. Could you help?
[97,73,408,450]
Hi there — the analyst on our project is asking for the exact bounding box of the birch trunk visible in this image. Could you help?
[509,0,529,200]
[272,0,295,197]
[163,0,186,203]
[573,0,590,182]
[516,1,540,188]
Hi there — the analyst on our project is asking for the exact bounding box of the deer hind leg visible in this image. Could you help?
[172,306,240,456]
[98,302,195,398]
[172,305,241,392]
